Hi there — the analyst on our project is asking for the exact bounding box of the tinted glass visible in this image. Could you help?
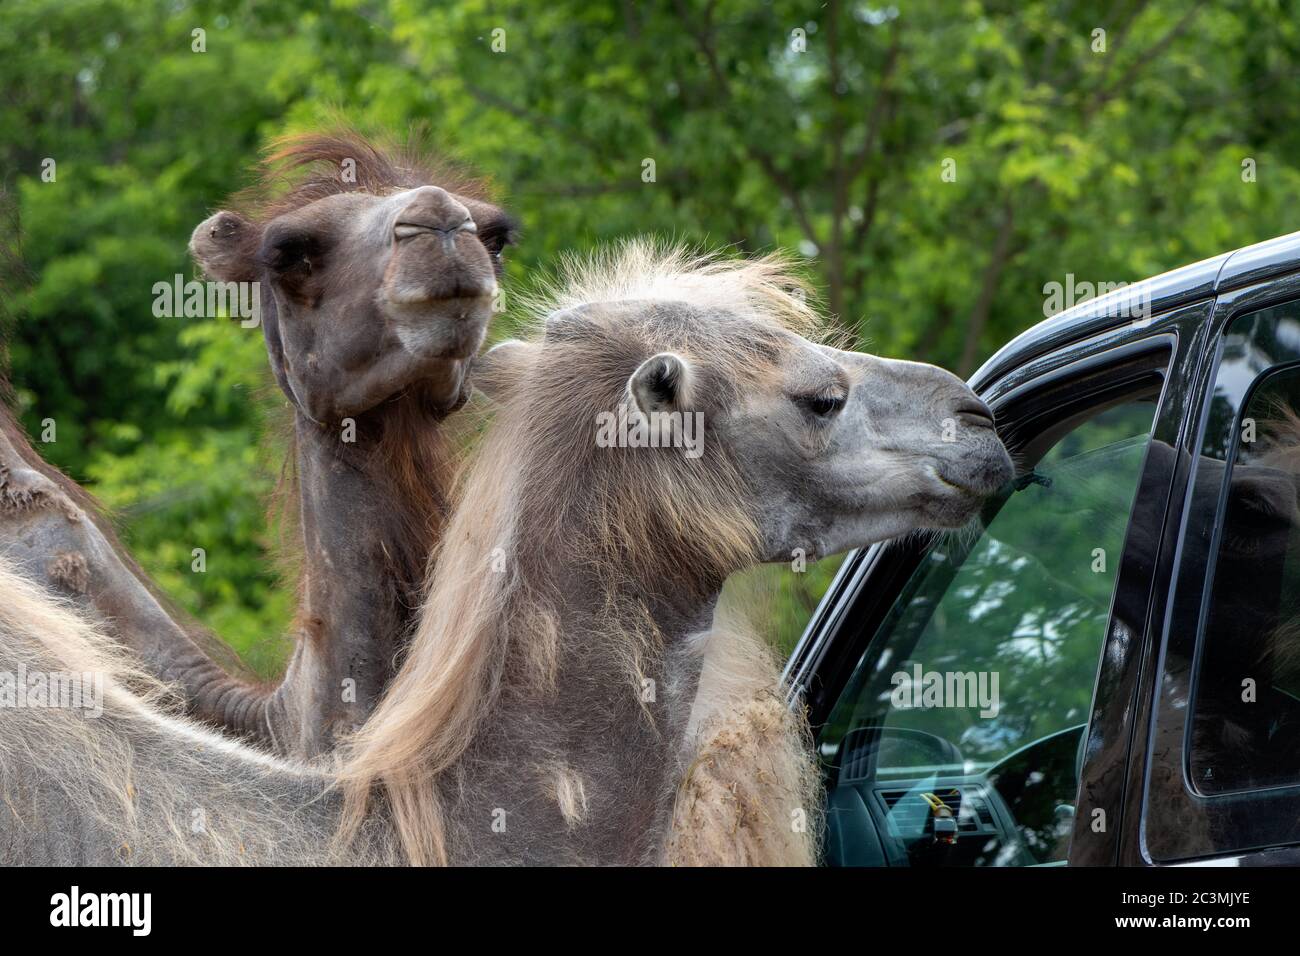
[1143,300,1300,862]
[1190,365,1300,793]
[820,401,1155,866]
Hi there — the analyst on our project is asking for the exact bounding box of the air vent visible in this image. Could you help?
[879,788,994,833]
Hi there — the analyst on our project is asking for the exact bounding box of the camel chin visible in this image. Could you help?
[388,295,494,362]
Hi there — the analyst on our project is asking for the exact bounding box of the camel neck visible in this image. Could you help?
[453,552,721,864]
[267,413,426,756]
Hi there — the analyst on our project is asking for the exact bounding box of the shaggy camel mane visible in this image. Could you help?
[231,127,497,224]
[517,240,825,340]
[337,241,824,865]
[0,561,376,865]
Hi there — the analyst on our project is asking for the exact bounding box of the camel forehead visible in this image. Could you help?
[535,299,844,403]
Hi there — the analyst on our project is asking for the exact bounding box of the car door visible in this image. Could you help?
[786,299,1215,867]
[1132,274,1300,865]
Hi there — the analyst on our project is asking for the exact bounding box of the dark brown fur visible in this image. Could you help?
[1,129,515,754]
[207,129,505,285]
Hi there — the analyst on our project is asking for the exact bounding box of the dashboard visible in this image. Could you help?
[823,724,1085,867]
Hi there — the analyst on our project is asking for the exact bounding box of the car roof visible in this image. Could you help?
[969,228,1300,391]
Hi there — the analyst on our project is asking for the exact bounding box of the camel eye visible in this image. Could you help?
[478,215,518,260]
[260,229,322,276]
[794,392,847,419]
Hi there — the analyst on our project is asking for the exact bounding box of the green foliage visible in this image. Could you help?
[84,320,295,677]
[4,0,1300,670]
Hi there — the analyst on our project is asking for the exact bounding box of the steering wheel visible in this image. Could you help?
[834,725,965,780]
[981,723,1088,864]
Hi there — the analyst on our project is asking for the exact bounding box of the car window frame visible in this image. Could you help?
[787,303,1202,867]
[1138,275,1300,864]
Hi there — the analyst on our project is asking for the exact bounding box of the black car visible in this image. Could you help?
[785,229,1300,868]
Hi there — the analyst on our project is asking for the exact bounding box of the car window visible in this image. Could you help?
[1189,365,1300,793]
[819,400,1156,867]
[1144,299,1300,862]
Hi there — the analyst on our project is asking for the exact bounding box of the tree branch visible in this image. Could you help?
[958,200,1017,377]
[1087,1,1205,116]
[463,81,609,156]
[673,0,822,249]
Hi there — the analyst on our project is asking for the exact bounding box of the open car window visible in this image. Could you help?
[819,400,1156,867]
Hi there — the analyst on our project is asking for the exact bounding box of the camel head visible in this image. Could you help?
[477,243,1014,577]
[188,131,516,423]
[716,336,1014,561]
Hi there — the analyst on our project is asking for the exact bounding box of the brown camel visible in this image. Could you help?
[0,130,517,756]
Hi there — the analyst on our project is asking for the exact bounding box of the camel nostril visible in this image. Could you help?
[394,218,476,240]
[395,185,474,237]
[953,399,996,430]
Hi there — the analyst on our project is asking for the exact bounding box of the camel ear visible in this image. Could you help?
[474,338,535,402]
[190,211,259,283]
[628,352,692,417]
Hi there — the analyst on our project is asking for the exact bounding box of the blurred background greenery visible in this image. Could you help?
[3,0,1299,675]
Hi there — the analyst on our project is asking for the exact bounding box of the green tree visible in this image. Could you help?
[4,0,1300,668]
